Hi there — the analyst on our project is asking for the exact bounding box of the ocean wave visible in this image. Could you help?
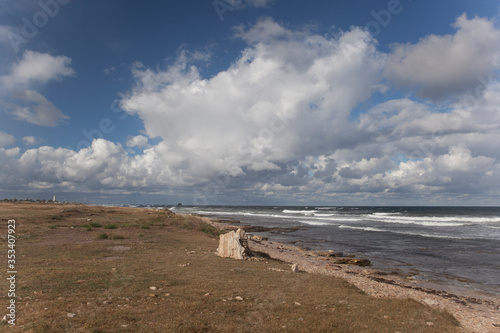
[338,225,482,240]
[371,212,402,216]
[298,220,333,226]
[338,225,385,232]
[369,213,500,224]
[282,209,317,215]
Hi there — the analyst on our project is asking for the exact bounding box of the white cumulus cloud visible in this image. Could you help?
[120,18,384,183]
[2,50,75,88]
[1,17,500,205]
[0,132,15,148]
[0,50,74,126]
[385,14,500,100]
[22,136,37,146]
[126,135,149,148]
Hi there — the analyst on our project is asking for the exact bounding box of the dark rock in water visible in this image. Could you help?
[314,251,344,258]
[335,258,371,267]
[177,203,183,206]
[241,225,272,232]
[214,219,241,224]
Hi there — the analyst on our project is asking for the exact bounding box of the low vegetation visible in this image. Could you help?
[0,202,459,332]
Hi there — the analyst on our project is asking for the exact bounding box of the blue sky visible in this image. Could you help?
[1,0,500,205]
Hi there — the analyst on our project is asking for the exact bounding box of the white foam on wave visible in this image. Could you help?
[283,209,317,215]
[338,224,482,240]
[372,212,402,216]
[298,220,333,226]
[486,226,500,230]
[370,213,500,224]
[338,225,385,232]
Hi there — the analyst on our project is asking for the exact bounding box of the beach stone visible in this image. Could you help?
[315,251,337,257]
[291,264,299,273]
[423,298,439,306]
[248,234,267,242]
[67,313,76,318]
[217,229,249,260]
[235,296,243,301]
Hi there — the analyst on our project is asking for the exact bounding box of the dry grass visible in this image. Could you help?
[0,203,460,332]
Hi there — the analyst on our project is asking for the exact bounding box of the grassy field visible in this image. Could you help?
[0,202,460,332]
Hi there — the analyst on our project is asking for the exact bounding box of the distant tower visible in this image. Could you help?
[53,195,56,202]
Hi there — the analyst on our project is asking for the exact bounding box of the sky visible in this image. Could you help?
[1,0,500,206]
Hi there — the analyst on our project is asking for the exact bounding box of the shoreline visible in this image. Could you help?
[199,214,500,333]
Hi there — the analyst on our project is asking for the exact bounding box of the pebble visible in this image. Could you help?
[235,296,243,301]
[164,293,171,297]
[294,302,301,306]
[149,286,157,291]
[426,322,435,326]
[204,293,211,296]
[67,313,76,318]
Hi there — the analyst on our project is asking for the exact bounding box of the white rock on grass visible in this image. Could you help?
[217,229,248,260]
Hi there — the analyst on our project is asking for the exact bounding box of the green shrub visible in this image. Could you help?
[97,233,109,240]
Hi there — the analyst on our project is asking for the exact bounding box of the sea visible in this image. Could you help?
[164,205,500,298]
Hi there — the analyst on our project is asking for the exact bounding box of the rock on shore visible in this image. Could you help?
[217,229,249,260]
